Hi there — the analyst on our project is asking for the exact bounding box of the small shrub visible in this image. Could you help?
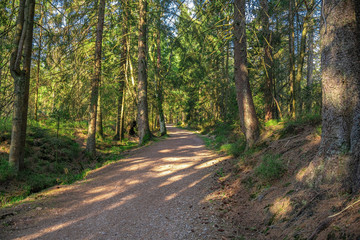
[255,154,285,182]
[220,139,246,157]
[265,119,280,127]
[316,125,322,136]
[26,173,57,193]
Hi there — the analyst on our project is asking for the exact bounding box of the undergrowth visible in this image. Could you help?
[255,154,285,182]
[0,118,138,207]
[200,121,246,157]
[277,114,321,139]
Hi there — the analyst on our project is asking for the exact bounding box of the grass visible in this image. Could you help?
[255,154,286,182]
[0,118,139,207]
[277,114,321,139]
[199,121,247,158]
[219,139,246,157]
[0,157,15,182]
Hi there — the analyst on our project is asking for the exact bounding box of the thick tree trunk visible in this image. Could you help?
[260,0,275,121]
[289,0,296,119]
[137,0,151,145]
[233,0,260,148]
[9,0,31,157]
[9,0,36,171]
[318,0,360,192]
[86,0,105,155]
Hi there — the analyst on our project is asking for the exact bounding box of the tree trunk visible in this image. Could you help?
[306,21,314,113]
[289,0,296,119]
[9,0,36,171]
[86,0,106,155]
[114,0,128,141]
[260,0,275,121]
[319,0,360,192]
[120,90,126,141]
[34,6,42,122]
[295,0,314,117]
[96,87,104,139]
[156,1,166,136]
[233,0,260,148]
[137,0,151,145]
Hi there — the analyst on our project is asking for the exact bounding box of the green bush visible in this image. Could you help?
[265,119,281,127]
[25,173,57,193]
[255,154,285,181]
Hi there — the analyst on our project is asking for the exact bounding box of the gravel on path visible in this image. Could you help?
[2,126,228,240]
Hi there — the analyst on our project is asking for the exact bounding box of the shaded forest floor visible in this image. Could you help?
[194,117,360,239]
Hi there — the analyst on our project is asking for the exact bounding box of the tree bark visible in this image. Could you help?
[86,0,106,155]
[96,87,104,139]
[233,0,260,148]
[9,0,36,171]
[34,4,42,122]
[295,0,314,117]
[114,0,128,141]
[260,0,275,121]
[320,0,360,192]
[137,0,151,145]
[155,1,166,136]
[306,21,314,113]
[289,0,296,119]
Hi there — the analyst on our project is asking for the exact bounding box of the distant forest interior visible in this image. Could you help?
[1,0,360,238]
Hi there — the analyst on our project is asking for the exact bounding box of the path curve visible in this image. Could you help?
[2,126,226,240]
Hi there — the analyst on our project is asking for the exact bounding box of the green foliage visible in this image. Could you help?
[0,118,140,207]
[265,119,281,127]
[220,140,246,157]
[200,122,248,158]
[255,154,286,182]
[316,125,322,136]
[0,157,15,183]
[278,114,321,139]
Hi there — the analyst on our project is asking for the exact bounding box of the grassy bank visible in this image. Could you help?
[0,119,138,207]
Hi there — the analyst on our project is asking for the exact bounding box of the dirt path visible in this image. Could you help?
[1,126,229,240]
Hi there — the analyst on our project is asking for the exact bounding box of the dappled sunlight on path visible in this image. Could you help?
[3,126,226,240]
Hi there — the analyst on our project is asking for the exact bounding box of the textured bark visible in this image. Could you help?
[320,0,360,191]
[295,0,314,117]
[260,0,274,121]
[34,6,42,122]
[137,0,151,145]
[120,90,126,141]
[114,0,128,141]
[289,0,296,119]
[9,0,36,171]
[96,89,104,139]
[155,1,166,136]
[306,22,314,112]
[233,0,260,148]
[86,0,106,155]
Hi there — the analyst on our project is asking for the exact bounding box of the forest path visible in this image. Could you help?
[2,125,228,240]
